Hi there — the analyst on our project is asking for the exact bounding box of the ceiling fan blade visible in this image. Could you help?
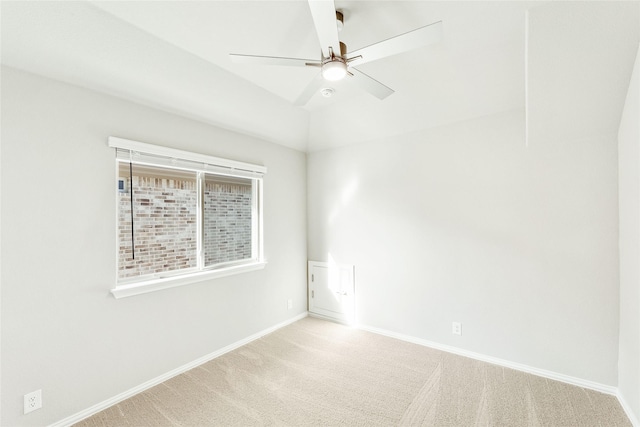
[308,0,341,58]
[350,68,394,100]
[348,21,443,67]
[230,53,320,67]
[294,73,325,106]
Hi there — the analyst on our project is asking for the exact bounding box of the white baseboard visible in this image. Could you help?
[357,323,618,396]
[50,313,636,426]
[50,312,308,427]
[618,390,640,427]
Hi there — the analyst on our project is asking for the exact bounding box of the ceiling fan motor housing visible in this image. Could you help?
[336,11,344,32]
[338,41,347,58]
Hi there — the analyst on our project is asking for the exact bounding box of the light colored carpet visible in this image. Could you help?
[75,317,631,426]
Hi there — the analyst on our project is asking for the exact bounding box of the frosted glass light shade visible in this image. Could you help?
[322,61,347,81]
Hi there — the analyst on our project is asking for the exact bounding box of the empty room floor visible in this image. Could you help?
[74,317,631,426]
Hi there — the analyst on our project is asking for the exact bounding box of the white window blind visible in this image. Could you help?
[109,137,266,178]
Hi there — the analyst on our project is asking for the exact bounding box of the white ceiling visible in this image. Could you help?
[1,1,637,152]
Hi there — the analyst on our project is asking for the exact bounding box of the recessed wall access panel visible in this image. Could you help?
[308,261,355,324]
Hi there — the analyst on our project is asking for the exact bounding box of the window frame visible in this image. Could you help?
[109,137,266,299]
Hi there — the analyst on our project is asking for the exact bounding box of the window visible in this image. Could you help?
[110,137,266,298]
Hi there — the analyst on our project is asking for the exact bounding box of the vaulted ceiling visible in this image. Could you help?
[1,1,638,152]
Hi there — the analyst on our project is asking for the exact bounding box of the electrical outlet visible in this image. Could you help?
[452,322,462,336]
[287,299,293,310]
[24,389,42,414]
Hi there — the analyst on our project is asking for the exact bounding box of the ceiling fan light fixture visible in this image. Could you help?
[322,60,347,81]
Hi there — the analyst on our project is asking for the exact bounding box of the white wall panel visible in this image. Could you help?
[618,44,640,425]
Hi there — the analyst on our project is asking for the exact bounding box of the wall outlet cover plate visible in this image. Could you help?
[24,389,42,414]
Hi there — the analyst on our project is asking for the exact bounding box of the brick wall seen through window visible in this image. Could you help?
[203,178,253,266]
[118,166,198,280]
[117,163,257,282]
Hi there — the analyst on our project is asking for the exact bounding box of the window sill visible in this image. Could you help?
[111,261,267,299]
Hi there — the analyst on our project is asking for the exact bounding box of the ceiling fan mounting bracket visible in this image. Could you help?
[336,11,344,32]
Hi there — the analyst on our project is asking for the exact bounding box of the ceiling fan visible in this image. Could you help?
[230,0,443,106]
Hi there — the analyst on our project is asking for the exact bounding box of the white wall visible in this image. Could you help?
[0,66,307,427]
[306,0,636,392]
[526,2,639,144]
[618,44,640,425]
[307,108,621,386]
[0,64,4,427]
